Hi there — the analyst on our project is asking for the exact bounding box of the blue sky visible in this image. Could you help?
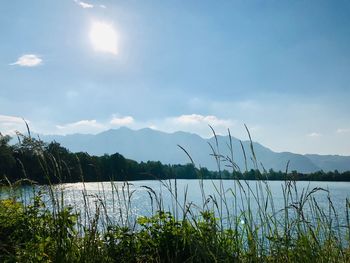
[1,0,350,155]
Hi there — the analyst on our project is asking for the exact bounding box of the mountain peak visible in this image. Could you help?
[40,128,350,173]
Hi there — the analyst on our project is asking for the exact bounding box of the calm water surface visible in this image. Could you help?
[3,180,349,228]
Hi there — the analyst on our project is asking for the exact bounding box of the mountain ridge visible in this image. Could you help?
[40,127,350,173]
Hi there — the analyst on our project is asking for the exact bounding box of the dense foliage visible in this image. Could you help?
[0,133,349,184]
[1,132,349,262]
[1,193,349,263]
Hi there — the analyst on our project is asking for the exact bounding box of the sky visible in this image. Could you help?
[1,0,350,155]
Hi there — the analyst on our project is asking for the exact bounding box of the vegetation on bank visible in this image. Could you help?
[1,194,348,263]
[0,130,350,262]
[0,132,349,185]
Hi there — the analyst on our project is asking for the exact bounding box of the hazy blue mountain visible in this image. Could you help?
[305,154,350,172]
[41,127,349,173]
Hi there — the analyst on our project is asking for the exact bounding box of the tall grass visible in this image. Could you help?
[0,128,349,262]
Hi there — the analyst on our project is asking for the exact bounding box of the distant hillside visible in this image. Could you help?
[41,127,350,173]
[305,154,350,172]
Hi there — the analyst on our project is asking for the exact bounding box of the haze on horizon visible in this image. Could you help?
[1,0,350,156]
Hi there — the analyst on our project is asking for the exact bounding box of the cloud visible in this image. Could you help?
[307,132,322,137]
[74,0,93,8]
[18,112,235,139]
[153,114,236,138]
[10,54,42,67]
[336,128,350,134]
[54,114,234,138]
[55,115,135,134]
[99,4,106,9]
[110,116,134,126]
[56,120,106,134]
[0,115,24,124]
[0,114,29,135]
[172,114,233,127]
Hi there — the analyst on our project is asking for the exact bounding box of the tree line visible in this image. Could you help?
[0,133,349,185]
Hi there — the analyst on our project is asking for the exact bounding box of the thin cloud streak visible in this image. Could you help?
[10,54,42,67]
[0,115,25,124]
[172,114,233,127]
[110,116,134,126]
[152,114,236,138]
[337,128,350,134]
[56,120,106,134]
[74,0,93,9]
[0,114,30,135]
[51,114,235,138]
[308,132,322,137]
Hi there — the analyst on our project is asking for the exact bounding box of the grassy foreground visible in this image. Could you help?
[1,181,349,263]
[0,129,350,262]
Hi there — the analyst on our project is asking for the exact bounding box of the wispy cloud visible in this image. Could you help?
[99,4,106,9]
[52,114,234,138]
[110,116,134,126]
[55,115,135,134]
[0,115,24,124]
[152,114,236,138]
[336,128,350,134]
[0,114,29,135]
[56,120,106,134]
[74,0,93,9]
[307,132,322,137]
[10,54,42,67]
[172,114,233,127]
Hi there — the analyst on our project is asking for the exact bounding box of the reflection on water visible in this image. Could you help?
[2,179,349,229]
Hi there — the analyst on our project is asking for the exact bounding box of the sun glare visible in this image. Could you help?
[89,21,118,55]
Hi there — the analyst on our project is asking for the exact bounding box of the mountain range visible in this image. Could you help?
[41,127,350,173]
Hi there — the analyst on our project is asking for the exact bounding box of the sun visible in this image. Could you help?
[89,21,118,55]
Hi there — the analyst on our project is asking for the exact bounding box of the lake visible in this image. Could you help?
[3,179,349,231]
